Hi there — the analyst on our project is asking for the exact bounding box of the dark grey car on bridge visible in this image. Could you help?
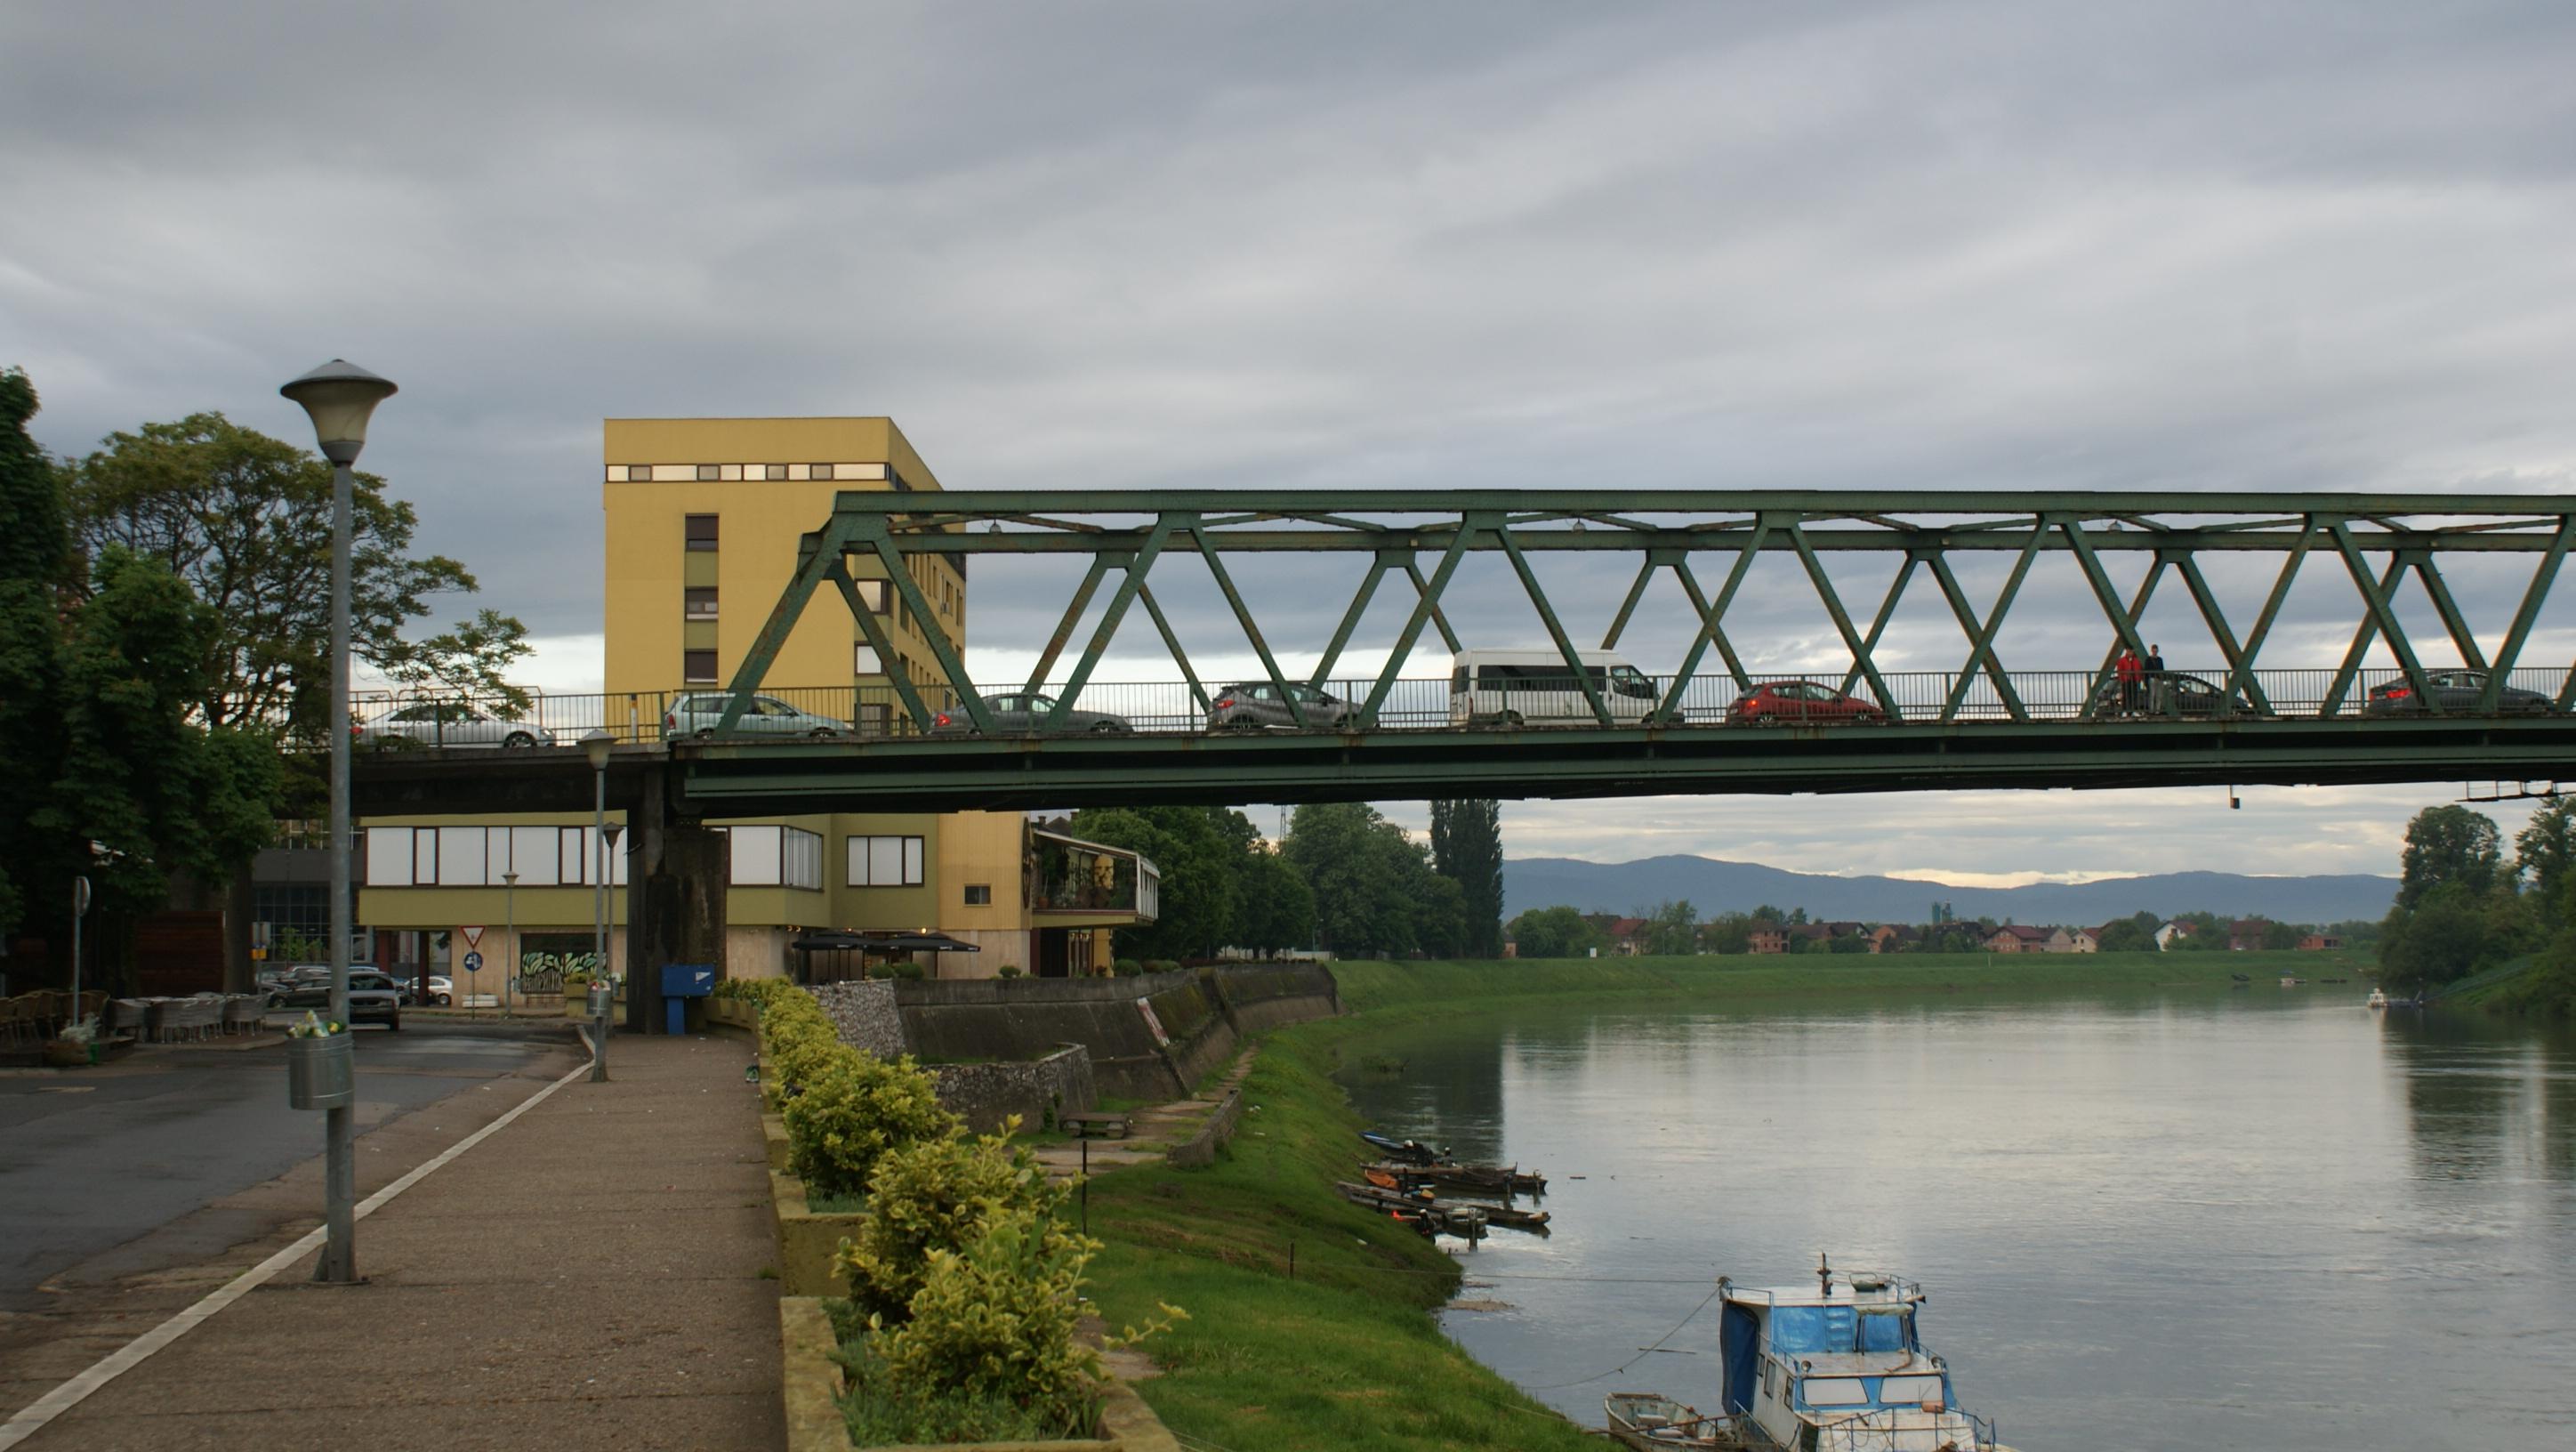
[931,691,1134,735]
[2365,669,2556,716]
[1205,682,1356,730]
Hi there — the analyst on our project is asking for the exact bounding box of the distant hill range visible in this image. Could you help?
[1503,855,2396,927]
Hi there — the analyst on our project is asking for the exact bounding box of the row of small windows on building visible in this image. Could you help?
[616,462,910,487]
[363,826,934,892]
[632,464,848,483]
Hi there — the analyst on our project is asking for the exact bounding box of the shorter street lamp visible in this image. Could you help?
[583,728,614,979]
[502,870,519,1020]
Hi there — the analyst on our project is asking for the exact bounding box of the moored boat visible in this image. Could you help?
[1605,1391,1744,1449]
[1357,1129,1449,1165]
[1715,1257,2014,1451]
[1333,1179,1552,1230]
[2366,988,2389,1009]
[1362,1159,1548,1195]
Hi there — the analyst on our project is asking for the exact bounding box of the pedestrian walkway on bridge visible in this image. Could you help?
[2,1035,784,1452]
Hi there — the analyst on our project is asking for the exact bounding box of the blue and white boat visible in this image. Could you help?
[1715,1257,2014,1451]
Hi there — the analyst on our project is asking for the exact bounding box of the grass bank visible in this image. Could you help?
[1082,950,2364,1449]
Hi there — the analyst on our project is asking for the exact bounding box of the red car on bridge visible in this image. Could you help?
[1725,681,1891,726]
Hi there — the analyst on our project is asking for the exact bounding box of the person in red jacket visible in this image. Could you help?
[2114,646,2145,716]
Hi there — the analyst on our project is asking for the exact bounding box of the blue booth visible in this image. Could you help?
[660,963,716,1036]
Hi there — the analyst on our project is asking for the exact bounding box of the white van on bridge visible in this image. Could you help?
[1448,649,1661,727]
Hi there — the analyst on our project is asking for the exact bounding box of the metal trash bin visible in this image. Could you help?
[286,1033,355,1110]
[660,964,715,1036]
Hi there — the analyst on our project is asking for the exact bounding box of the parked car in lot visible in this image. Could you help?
[266,967,402,1029]
[930,691,1133,735]
[376,972,455,1006]
[1726,680,1890,726]
[2365,669,2556,716]
[2091,671,2271,719]
[663,692,852,739]
[1206,681,1356,730]
[358,702,552,749]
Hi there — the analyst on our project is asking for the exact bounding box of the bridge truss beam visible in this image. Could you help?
[720,490,2576,738]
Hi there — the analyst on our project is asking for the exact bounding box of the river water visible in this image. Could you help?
[1334,989,2576,1450]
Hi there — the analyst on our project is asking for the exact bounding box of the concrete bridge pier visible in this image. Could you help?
[625,762,728,1035]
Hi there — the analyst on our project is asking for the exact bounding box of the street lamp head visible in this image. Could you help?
[582,728,615,771]
[280,359,398,464]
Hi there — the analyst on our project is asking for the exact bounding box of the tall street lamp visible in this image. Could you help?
[281,358,396,1286]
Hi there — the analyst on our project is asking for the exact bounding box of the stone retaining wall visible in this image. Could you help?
[1166,1087,1244,1170]
[809,979,904,1057]
[926,1043,1098,1134]
[892,963,1338,1100]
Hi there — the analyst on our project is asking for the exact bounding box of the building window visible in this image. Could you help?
[847,835,925,887]
[963,883,992,906]
[810,463,834,481]
[854,642,880,675]
[685,514,719,551]
[625,464,650,481]
[683,649,717,683]
[724,825,819,889]
[764,463,787,480]
[852,579,890,614]
[696,463,720,481]
[685,587,718,619]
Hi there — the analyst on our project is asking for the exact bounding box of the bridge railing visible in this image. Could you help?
[346,662,2572,749]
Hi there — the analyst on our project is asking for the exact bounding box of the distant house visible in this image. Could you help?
[1748,920,1787,955]
[2065,927,2099,954]
[1501,937,1518,959]
[1867,924,1916,954]
[1606,917,1650,956]
[2228,918,2271,952]
[2154,921,2197,951]
[2297,933,2342,952]
[1984,924,2050,954]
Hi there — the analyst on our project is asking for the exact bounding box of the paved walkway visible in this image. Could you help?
[5,1034,783,1452]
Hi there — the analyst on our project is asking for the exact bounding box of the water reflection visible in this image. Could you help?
[1337,993,2576,1450]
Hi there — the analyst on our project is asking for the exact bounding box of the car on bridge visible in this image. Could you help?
[358,702,553,749]
[664,693,853,739]
[1725,680,1890,726]
[2090,671,2272,719]
[2365,669,2556,717]
[931,692,1134,736]
[1205,681,1356,731]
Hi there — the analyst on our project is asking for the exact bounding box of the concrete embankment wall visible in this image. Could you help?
[894,963,1339,1100]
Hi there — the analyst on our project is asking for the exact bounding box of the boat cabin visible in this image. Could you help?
[1719,1264,2001,1451]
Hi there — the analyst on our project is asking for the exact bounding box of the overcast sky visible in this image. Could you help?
[8,1,2574,887]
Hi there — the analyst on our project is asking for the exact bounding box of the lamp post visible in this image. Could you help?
[583,727,613,985]
[502,870,519,1020]
[281,358,396,1286]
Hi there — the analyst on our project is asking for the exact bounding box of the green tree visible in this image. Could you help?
[0,367,71,943]
[1233,848,1316,956]
[2379,883,2491,991]
[1429,799,1504,957]
[70,412,530,738]
[2260,920,2303,952]
[1280,803,1445,958]
[1702,911,1753,955]
[1505,905,1606,959]
[2097,919,2154,953]
[1639,899,1699,956]
[2516,796,2576,928]
[2397,805,2502,910]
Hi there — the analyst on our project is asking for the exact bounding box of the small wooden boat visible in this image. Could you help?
[1335,1180,1551,1230]
[1364,1166,1405,1190]
[1604,1392,1743,1449]
[1364,1159,1548,1195]
[1358,1130,1448,1165]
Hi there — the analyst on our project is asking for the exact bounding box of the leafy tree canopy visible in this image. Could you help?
[2398,804,2501,911]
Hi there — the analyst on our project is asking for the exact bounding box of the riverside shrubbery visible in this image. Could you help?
[753,982,1176,1441]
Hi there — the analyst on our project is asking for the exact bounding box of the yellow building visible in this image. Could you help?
[355,418,1149,999]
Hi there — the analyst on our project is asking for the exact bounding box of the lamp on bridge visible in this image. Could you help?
[279,358,397,1287]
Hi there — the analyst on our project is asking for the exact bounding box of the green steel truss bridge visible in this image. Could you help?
[355,490,2576,819]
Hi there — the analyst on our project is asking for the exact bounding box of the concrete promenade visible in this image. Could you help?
[7,1032,784,1451]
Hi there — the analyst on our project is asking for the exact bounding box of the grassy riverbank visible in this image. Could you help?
[1082,951,2363,1449]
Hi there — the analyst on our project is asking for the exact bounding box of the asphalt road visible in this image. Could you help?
[0,1024,567,1311]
